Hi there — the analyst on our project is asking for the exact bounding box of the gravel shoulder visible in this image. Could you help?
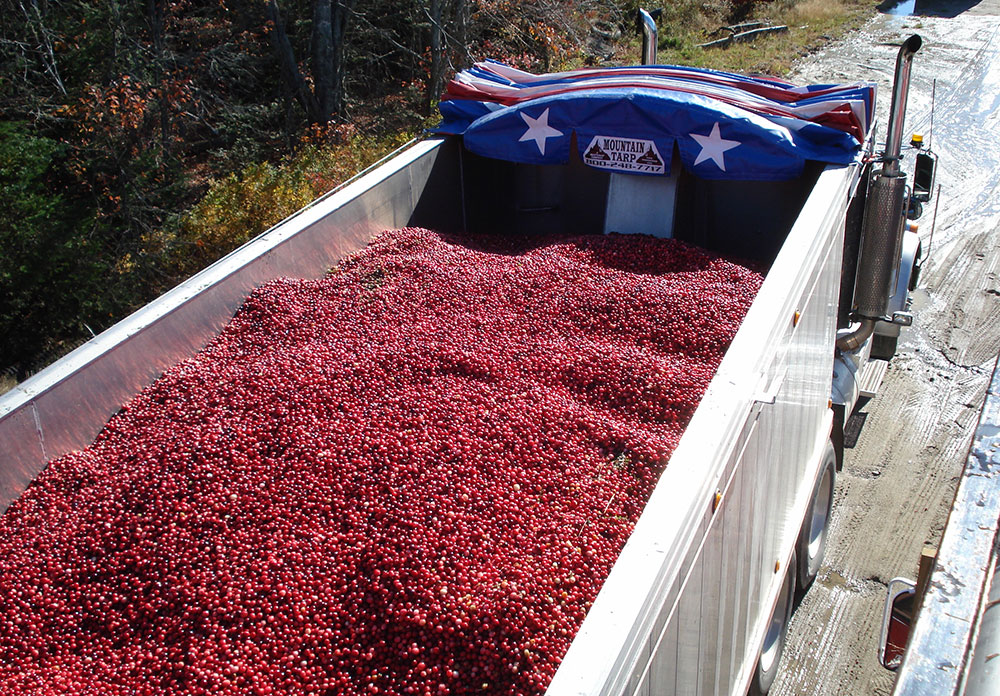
[774,2,1000,694]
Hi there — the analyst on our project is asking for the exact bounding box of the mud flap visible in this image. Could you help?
[832,404,845,471]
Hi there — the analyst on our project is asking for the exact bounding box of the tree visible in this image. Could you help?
[266,0,357,125]
[0,0,605,377]
[0,123,108,378]
[426,0,445,113]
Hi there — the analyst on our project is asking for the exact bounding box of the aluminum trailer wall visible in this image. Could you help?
[0,135,860,696]
[549,159,859,696]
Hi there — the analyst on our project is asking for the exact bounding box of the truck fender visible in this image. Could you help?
[874,229,922,341]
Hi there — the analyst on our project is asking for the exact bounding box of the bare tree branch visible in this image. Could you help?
[17,0,67,95]
[265,0,319,121]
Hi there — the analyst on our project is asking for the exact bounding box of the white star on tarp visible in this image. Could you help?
[519,108,563,155]
[690,122,741,171]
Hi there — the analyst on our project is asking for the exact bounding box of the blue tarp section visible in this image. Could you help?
[438,63,870,181]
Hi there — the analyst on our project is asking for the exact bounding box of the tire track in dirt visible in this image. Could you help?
[779,350,988,695]
[924,233,1000,367]
[778,573,886,693]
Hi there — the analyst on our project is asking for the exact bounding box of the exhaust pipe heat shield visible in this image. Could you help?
[855,173,907,319]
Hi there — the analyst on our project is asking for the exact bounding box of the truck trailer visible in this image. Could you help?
[0,25,932,696]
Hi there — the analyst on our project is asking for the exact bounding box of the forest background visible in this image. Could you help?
[0,0,876,388]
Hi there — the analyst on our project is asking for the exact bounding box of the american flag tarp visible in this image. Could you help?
[437,61,876,181]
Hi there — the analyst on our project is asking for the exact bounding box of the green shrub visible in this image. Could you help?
[0,122,109,377]
[170,130,416,276]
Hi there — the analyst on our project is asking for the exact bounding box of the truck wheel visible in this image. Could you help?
[797,441,837,591]
[749,550,797,696]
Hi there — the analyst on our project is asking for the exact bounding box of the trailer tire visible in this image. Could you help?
[749,550,797,696]
[797,441,837,591]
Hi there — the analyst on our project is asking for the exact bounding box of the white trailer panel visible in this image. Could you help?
[891,357,1000,696]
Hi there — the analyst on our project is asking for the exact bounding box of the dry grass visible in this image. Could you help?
[0,374,17,397]
[607,0,879,77]
[787,0,851,24]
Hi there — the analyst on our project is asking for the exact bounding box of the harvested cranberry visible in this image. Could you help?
[0,228,761,696]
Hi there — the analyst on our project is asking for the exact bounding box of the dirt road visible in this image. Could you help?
[773,2,1000,694]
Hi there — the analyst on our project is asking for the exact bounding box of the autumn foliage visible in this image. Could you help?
[0,0,624,379]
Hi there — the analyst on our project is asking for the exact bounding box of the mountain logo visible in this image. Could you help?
[584,141,611,161]
[582,135,666,174]
[636,146,663,167]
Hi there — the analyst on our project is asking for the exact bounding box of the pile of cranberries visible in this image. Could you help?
[0,228,761,696]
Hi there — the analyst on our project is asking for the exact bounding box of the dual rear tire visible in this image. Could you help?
[798,442,837,591]
[749,550,797,696]
[749,440,837,695]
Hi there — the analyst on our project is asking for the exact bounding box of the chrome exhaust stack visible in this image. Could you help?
[837,35,922,352]
[639,8,658,65]
[883,35,923,179]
